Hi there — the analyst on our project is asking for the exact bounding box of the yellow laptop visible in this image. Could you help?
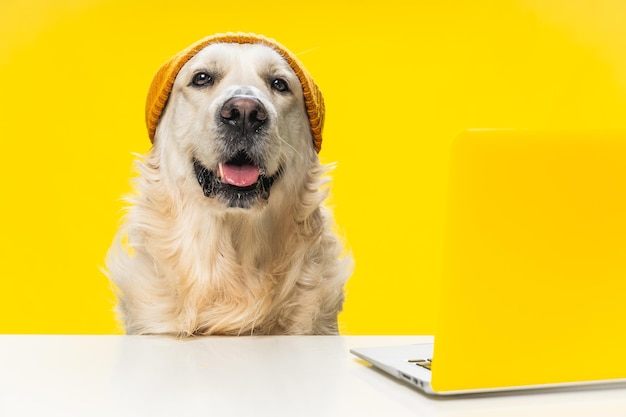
[351,129,626,395]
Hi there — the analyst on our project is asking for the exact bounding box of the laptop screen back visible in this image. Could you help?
[432,130,626,393]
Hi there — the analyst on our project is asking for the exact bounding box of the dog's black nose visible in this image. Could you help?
[220,96,267,133]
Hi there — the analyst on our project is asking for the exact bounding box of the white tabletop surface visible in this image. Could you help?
[1,335,625,416]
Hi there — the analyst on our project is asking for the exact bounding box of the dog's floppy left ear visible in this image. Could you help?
[144,32,325,153]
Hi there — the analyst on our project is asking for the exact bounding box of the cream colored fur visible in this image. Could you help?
[105,43,352,336]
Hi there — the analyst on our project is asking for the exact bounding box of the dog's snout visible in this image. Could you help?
[220,96,267,132]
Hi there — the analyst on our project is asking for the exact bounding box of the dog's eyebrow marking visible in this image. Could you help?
[191,64,223,75]
[186,57,224,77]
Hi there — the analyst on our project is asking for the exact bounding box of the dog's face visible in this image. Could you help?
[154,43,316,210]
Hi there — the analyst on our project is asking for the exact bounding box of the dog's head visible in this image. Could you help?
[147,35,324,211]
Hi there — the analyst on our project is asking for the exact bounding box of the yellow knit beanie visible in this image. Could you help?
[145,33,325,153]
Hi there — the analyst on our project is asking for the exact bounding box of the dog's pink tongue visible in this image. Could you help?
[220,163,260,187]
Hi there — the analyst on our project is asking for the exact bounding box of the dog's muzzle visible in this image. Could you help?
[192,95,281,209]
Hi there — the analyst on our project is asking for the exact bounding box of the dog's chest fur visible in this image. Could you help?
[107,154,349,337]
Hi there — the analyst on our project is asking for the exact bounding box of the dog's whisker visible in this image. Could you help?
[276,133,302,160]
[293,46,321,58]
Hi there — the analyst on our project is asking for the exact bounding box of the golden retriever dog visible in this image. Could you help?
[105,34,352,337]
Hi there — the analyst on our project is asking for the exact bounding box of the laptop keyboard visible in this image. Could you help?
[408,358,432,371]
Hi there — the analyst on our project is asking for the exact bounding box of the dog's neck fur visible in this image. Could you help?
[133,147,326,257]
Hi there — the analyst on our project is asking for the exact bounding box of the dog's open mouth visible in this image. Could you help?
[218,151,262,187]
[193,151,280,209]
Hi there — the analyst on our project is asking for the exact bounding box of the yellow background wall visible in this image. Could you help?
[1,0,626,334]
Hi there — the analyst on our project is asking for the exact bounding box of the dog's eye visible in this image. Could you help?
[271,78,289,93]
[192,72,214,87]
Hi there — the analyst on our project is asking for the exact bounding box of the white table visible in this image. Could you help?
[1,335,625,416]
